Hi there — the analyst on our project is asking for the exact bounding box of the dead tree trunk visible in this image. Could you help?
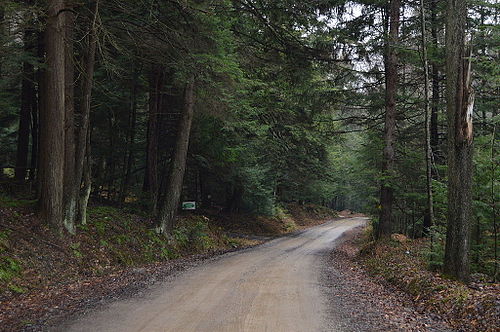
[38,0,66,233]
[443,0,474,282]
[378,0,401,238]
[157,79,195,234]
[420,0,434,235]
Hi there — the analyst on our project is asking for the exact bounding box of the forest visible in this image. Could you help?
[0,0,498,314]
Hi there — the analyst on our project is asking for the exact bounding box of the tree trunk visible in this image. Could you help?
[420,0,434,235]
[143,65,164,212]
[106,116,115,201]
[30,30,44,183]
[74,0,98,223]
[491,126,498,280]
[157,79,195,234]
[443,0,473,282]
[38,0,66,233]
[119,65,139,204]
[78,127,92,225]
[29,89,38,182]
[430,0,440,154]
[94,156,106,198]
[226,184,243,213]
[378,0,401,238]
[15,28,36,182]
[63,8,76,233]
[0,6,4,78]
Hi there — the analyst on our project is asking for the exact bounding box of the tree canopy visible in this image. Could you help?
[0,0,498,281]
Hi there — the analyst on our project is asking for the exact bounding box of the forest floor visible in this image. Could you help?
[0,195,336,331]
[327,227,500,332]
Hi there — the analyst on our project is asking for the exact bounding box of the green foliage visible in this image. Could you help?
[425,224,447,270]
[94,221,107,237]
[0,0,497,282]
[0,256,20,281]
[69,242,83,258]
[0,255,23,293]
[0,194,36,208]
[471,132,499,277]
[174,217,215,252]
[143,230,178,261]
[8,283,26,294]
[283,221,298,232]
[0,231,23,291]
[0,230,10,251]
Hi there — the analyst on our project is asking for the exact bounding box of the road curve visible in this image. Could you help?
[58,218,366,332]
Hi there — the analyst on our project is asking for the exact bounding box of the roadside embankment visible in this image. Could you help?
[331,226,499,332]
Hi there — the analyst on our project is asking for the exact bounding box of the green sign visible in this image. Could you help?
[182,201,196,210]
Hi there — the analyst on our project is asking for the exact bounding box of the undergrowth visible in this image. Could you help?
[0,196,338,299]
[0,230,24,294]
[0,203,237,297]
[357,230,499,332]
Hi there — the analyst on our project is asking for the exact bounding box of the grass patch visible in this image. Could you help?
[0,194,36,208]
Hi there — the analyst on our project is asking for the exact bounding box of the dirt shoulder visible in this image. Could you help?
[322,227,499,332]
[5,248,251,332]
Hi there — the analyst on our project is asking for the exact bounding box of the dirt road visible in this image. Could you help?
[58,218,366,332]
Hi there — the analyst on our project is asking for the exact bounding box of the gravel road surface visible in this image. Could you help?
[58,218,365,332]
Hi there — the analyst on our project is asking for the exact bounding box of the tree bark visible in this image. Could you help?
[226,184,243,213]
[491,126,497,281]
[74,0,98,223]
[443,0,474,282]
[430,0,440,154]
[15,28,36,182]
[143,65,164,212]
[105,115,115,200]
[78,127,92,225]
[119,65,139,204]
[29,89,39,182]
[30,30,44,183]
[420,0,434,235]
[0,6,4,78]
[38,0,66,233]
[157,79,195,234]
[378,0,400,238]
[63,8,76,233]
